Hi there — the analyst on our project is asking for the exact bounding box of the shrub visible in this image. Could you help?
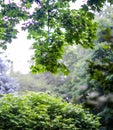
[0,92,100,130]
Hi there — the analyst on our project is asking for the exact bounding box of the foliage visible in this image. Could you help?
[84,42,113,130]
[86,0,113,11]
[8,46,91,101]
[81,6,113,130]
[0,0,98,74]
[0,92,100,130]
[87,43,113,94]
[9,71,53,93]
[52,45,92,101]
[0,0,113,74]
[0,58,19,94]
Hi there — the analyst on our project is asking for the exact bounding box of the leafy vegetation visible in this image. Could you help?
[0,92,100,130]
[8,46,91,100]
[1,0,112,74]
[77,6,113,130]
[8,4,113,129]
[1,0,113,130]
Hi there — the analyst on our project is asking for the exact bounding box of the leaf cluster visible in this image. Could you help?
[0,0,97,74]
[82,6,113,129]
[0,92,100,130]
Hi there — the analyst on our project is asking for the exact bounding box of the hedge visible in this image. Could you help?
[0,92,100,130]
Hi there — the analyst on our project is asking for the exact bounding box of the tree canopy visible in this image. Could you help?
[0,0,113,74]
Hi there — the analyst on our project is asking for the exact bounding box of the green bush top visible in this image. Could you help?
[0,92,100,130]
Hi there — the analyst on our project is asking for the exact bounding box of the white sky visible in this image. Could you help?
[6,31,33,74]
[5,0,87,74]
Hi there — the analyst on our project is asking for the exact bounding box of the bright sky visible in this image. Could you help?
[6,31,33,74]
[5,0,87,74]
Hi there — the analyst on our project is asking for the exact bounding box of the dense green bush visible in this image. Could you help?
[0,92,100,130]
